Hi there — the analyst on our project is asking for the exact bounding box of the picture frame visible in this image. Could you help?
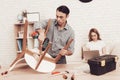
[27,12,40,22]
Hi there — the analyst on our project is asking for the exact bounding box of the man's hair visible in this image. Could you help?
[56,5,70,15]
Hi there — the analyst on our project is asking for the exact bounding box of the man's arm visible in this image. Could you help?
[60,31,75,56]
[34,19,48,30]
[33,20,49,43]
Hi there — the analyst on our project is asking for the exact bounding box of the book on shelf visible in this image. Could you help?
[17,39,23,51]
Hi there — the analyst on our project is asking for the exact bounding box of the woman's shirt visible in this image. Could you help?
[86,40,105,55]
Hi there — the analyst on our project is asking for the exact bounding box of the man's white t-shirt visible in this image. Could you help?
[86,40,105,55]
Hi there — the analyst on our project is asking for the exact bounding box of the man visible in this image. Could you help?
[34,5,75,64]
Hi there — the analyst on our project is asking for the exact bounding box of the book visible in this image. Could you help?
[17,39,23,51]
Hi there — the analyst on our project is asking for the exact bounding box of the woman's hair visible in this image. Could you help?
[88,28,101,41]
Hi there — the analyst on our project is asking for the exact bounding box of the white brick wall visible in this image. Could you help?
[0,0,120,65]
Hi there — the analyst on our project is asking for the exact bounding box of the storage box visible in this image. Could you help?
[88,55,118,75]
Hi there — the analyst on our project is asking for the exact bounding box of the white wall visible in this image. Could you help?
[0,0,120,65]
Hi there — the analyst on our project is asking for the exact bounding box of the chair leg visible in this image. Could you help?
[9,58,25,71]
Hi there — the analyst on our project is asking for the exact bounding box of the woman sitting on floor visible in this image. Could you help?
[85,28,106,56]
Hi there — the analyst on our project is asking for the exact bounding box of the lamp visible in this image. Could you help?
[79,0,92,3]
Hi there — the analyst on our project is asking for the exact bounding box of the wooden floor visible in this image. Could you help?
[0,62,120,80]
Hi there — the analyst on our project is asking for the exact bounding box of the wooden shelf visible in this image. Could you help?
[17,51,22,53]
[16,37,33,39]
[14,21,34,55]
[14,22,34,26]
[16,37,23,39]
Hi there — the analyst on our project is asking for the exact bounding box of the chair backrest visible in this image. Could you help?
[81,45,89,59]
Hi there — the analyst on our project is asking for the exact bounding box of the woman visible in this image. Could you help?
[86,28,106,56]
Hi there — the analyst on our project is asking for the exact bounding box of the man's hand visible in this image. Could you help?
[38,29,46,44]
[59,48,68,56]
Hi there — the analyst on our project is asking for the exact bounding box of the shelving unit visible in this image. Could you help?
[14,22,34,54]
